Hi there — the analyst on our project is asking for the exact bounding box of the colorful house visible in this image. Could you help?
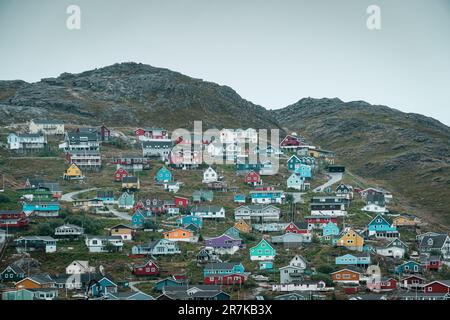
[203,262,246,285]
[322,221,340,239]
[163,228,197,242]
[174,196,189,208]
[204,234,243,254]
[249,190,284,204]
[249,239,276,261]
[0,264,26,282]
[110,224,135,241]
[132,259,160,276]
[259,261,273,270]
[155,166,172,183]
[330,268,361,284]
[285,222,309,234]
[393,215,419,227]
[114,167,129,182]
[131,210,147,229]
[234,219,252,233]
[131,239,181,256]
[178,215,203,229]
[90,277,118,297]
[367,214,398,237]
[233,194,246,204]
[63,163,84,180]
[336,228,364,252]
[224,226,241,239]
[395,261,423,275]
[96,190,115,205]
[118,192,135,209]
[15,275,55,290]
[22,201,60,217]
[244,171,261,186]
[287,155,302,172]
[293,164,312,178]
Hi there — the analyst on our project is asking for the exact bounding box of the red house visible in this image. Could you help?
[280,135,301,148]
[380,277,397,291]
[174,196,189,208]
[204,274,246,285]
[400,275,426,290]
[114,167,129,182]
[0,210,29,228]
[305,216,338,229]
[132,259,160,276]
[423,256,442,271]
[244,171,261,186]
[423,280,450,294]
[285,222,309,234]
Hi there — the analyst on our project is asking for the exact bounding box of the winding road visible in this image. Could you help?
[61,188,100,202]
[313,172,343,193]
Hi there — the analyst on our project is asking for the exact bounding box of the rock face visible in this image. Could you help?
[0,62,280,130]
[273,98,450,226]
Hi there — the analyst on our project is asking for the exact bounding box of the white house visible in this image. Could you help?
[191,205,225,219]
[234,204,280,222]
[164,181,181,193]
[66,260,96,275]
[272,281,329,292]
[202,167,218,183]
[54,224,84,238]
[85,235,124,253]
[362,203,388,214]
[7,133,47,150]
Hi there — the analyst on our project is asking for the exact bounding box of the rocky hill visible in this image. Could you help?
[0,63,449,226]
[0,62,280,130]
[273,98,450,226]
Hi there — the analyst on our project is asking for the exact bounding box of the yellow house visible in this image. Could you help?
[337,228,364,251]
[122,176,140,190]
[234,219,252,233]
[110,224,135,241]
[393,216,418,227]
[63,163,83,180]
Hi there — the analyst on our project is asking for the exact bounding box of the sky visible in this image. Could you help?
[0,0,449,125]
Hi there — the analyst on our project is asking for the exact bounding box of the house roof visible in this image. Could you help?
[420,234,448,249]
[191,205,223,212]
[122,176,138,183]
[97,190,114,198]
[204,262,241,271]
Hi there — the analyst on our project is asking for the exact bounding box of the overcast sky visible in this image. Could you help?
[0,0,449,125]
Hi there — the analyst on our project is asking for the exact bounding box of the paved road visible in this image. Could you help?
[106,205,132,221]
[61,188,100,202]
[313,172,343,193]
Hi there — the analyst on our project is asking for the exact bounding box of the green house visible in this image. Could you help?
[118,192,135,209]
[249,239,276,261]
[2,289,35,300]
[192,190,214,203]
[0,264,25,282]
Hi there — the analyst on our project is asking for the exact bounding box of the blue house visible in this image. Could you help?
[96,190,115,205]
[155,166,172,183]
[249,190,284,204]
[367,214,397,236]
[178,215,203,229]
[335,253,371,266]
[131,210,147,229]
[322,221,340,239]
[395,261,423,274]
[259,261,273,270]
[234,194,246,204]
[224,227,241,240]
[287,155,301,172]
[203,262,245,277]
[90,277,118,297]
[286,173,309,191]
[22,201,60,216]
[235,163,263,173]
[294,164,312,179]
[154,277,185,292]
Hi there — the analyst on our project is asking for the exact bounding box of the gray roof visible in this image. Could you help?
[192,205,223,212]
[420,234,448,249]
[204,262,241,271]
[142,140,173,148]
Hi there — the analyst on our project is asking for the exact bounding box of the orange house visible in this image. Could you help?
[331,268,361,284]
[234,219,252,233]
[163,228,197,242]
[336,228,364,251]
[15,276,55,290]
[393,216,417,227]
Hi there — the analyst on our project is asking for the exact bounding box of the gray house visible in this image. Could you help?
[234,204,280,222]
[271,233,312,248]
